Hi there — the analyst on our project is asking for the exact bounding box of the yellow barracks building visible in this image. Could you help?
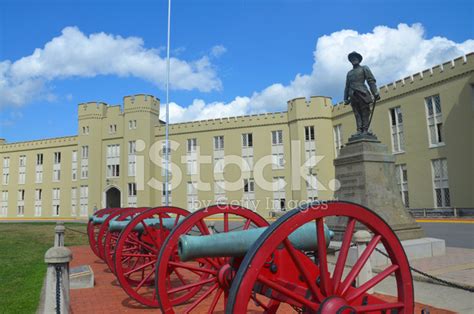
[1,54,473,219]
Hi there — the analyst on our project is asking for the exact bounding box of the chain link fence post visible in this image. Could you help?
[55,222,65,247]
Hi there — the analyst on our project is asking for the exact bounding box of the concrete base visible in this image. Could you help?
[70,265,94,289]
[331,237,446,267]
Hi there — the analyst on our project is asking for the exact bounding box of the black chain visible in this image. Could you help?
[55,265,62,314]
[374,248,474,292]
[65,226,88,235]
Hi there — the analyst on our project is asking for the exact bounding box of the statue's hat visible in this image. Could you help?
[348,51,363,62]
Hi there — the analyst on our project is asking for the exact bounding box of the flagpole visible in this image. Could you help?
[164,0,171,206]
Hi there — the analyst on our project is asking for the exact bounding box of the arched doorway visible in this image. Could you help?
[105,187,121,208]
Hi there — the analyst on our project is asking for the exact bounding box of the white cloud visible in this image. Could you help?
[210,45,227,58]
[0,26,222,107]
[161,23,473,123]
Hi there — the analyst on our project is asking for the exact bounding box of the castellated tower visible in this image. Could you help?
[287,96,336,202]
[77,94,160,211]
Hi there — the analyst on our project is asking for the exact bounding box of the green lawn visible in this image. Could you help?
[0,223,89,313]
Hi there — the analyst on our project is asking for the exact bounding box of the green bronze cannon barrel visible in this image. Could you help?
[92,214,110,225]
[109,217,183,232]
[178,223,334,262]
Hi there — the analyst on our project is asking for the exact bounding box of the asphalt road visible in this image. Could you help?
[418,221,474,249]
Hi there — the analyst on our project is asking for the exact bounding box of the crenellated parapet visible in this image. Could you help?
[124,94,160,115]
[78,102,108,120]
[155,111,288,136]
[0,136,78,153]
[287,96,333,123]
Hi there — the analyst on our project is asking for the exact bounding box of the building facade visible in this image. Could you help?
[1,54,473,219]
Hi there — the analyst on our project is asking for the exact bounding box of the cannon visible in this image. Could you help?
[87,207,119,257]
[156,201,414,313]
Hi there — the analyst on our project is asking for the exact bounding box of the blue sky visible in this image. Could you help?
[1,0,473,142]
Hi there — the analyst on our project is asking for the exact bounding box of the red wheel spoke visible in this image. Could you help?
[122,253,156,258]
[224,213,229,232]
[128,237,157,254]
[135,266,156,291]
[333,218,356,293]
[198,219,212,235]
[316,219,331,296]
[124,259,156,276]
[338,234,382,296]
[283,238,323,303]
[243,218,251,230]
[168,261,217,275]
[208,288,223,314]
[346,264,399,302]
[183,283,219,314]
[168,277,216,294]
[353,302,404,312]
[250,294,269,310]
[172,268,187,285]
[256,275,318,310]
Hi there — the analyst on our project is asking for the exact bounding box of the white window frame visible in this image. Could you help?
[333,124,343,157]
[71,187,77,216]
[80,185,89,217]
[128,183,137,207]
[431,158,450,208]
[106,144,120,178]
[242,133,254,172]
[52,188,60,216]
[1,191,8,217]
[425,94,444,147]
[128,141,136,177]
[186,181,198,211]
[389,107,405,153]
[395,164,409,208]
[81,146,89,179]
[3,157,10,185]
[72,151,78,181]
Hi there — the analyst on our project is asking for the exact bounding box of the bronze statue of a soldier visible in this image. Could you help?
[344,51,380,138]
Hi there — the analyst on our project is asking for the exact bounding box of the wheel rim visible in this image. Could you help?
[104,207,148,273]
[97,208,131,260]
[156,204,269,314]
[226,201,414,314]
[114,206,189,307]
[87,208,116,258]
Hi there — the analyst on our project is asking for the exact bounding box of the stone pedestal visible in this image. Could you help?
[332,138,424,241]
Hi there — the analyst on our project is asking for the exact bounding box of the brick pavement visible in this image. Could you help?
[69,245,455,313]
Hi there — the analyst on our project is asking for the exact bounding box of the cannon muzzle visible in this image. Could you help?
[92,214,110,225]
[178,223,333,262]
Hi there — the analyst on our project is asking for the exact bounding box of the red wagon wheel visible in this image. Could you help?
[104,207,149,273]
[114,206,190,307]
[156,204,269,314]
[96,208,131,260]
[87,207,117,258]
[226,201,414,314]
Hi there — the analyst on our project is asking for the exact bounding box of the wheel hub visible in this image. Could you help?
[318,296,355,314]
[217,264,234,289]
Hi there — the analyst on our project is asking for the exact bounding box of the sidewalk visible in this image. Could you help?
[69,245,457,313]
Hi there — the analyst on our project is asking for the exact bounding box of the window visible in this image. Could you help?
[128,141,136,177]
[432,158,450,207]
[82,126,89,135]
[36,154,43,165]
[3,157,10,185]
[80,185,89,216]
[395,164,409,208]
[53,152,61,182]
[271,130,283,145]
[161,145,171,177]
[18,156,26,185]
[72,151,78,181]
[243,178,255,193]
[129,120,137,130]
[425,94,444,146]
[333,124,343,157]
[273,177,286,211]
[187,139,198,175]
[242,133,253,147]
[389,107,405,153]
[81,146,89,179]
[187,181,198,211]
[52,188,60,216]
[17,189,25,216]
[214,136,224,150]
[128,183,137,207]
[304,126,315,141]
[35,189,42,217]
[71,187,77,216]
[54,152,61,164]
[242,133,254,171]
[243,178,255,211]
[306,174,318,200]
[109,124,117,134]
[106,144,120,178]
[214,180,226,202]
[1,191,8,217]
[271,130,284,170]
